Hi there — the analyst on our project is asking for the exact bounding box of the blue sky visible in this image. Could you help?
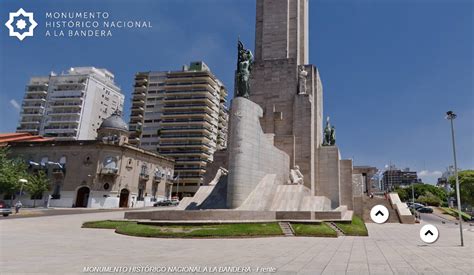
[0,0,472,184]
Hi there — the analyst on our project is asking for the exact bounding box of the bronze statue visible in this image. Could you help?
[235,39,253,98]
[323,116,336,146]
[330,126,336,145]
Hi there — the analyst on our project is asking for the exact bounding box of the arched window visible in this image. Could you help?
[103,157,118,169]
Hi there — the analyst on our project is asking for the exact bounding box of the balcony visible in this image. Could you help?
[50,103,82,108]
[43,128,77,134]
[22,104,45,109]
[16,128,39,133]
[99,167,118,176]
[139,172,150,180]
[131,106,144,112]
[19,120,40,125]
[28,83,48,88]
[153,173,162,182]
[133,92,146,98]
[20,112,43,117]
[26,90,47,95]
[23,98,46,102]
[55,82,86,88]
[47,119,80,124]
[48,111,81,116]
[51,98,83,104]
[135,77,148,83]
[134,85,147,90]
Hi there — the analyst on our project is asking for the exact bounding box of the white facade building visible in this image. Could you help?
[17,67,124,140]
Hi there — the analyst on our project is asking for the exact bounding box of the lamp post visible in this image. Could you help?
[18,178,28,201]
[446,111,463,247]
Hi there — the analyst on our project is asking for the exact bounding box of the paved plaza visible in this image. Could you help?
[0,211,473,274]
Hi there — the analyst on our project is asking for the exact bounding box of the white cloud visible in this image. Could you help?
[418,170,443,184]
[418,170,442,177]
[9,99,20,111]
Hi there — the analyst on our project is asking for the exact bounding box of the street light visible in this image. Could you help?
[18,178,28,201]
[446,110,463,247]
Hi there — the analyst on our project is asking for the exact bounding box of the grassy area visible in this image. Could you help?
[440,207,472,221]
[83,220,283,238]
[82,220,133,229]
[291,223,337,237]
[334,216,368,236]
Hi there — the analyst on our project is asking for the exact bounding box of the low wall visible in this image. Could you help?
[125,210,276,221]
[388,192,415,224]
[124,209,346,221]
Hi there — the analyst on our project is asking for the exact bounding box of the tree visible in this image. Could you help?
[417,191,443,206]
[25,170,51,207]
[393,183,447,205]
[449,170,474,207]
[0,147,28,204]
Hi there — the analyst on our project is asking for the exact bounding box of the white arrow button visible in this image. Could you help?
[370,205,389,224]
[420,224,439,244]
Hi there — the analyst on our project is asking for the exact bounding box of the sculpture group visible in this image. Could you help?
[322,116,336,146]
[235,40,253,99]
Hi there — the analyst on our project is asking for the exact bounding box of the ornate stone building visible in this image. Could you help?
[7,113,174,208]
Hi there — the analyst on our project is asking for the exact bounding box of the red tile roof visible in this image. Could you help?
[0,133,53,146]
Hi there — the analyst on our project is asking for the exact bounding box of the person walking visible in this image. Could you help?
[15,200,23,214]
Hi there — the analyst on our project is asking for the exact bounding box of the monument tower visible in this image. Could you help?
[250,0,323,197]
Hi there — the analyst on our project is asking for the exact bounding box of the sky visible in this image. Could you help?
[0,0,472,184]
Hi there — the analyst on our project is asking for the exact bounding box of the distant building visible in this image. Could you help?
[437,165,456,193]
[128,61,228,197]
[7,113,174,208]
[17,67,124,140]
[382,167,421,191]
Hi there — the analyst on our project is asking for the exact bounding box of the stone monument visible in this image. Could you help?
[125,0,358,221]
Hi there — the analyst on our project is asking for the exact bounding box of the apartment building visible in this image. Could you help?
[17,67,124,140]
[382,167,421,191]
[128,61,228,197]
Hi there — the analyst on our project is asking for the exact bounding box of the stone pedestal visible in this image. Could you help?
[316,146,341,208]
[226,97,290,209]
[340,159,353,210]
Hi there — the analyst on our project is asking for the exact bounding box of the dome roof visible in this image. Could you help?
[99,113,128,131]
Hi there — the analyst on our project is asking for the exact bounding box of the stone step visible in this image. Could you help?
[362,197,400,223]
[328,222,344,237]
[278,222,295,236]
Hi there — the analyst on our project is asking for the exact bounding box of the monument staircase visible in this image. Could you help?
[278,222,295,237]
[328,222,345,236]
[362,196,400,223]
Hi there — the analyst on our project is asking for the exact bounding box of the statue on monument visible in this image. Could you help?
[289,165,304,185]
[330,126,336,145]
[322,116,336,146]
[298,65,308,95]
[235,39,254,98]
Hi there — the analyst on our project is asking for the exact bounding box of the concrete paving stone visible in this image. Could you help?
[1,211,473,274]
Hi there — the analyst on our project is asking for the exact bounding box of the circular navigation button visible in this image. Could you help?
[420,224,439,244]
[370,205,389,224]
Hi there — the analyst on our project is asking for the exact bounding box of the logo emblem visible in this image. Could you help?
[5,8,37,41]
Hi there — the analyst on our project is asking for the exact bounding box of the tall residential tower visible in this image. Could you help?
[128,61,228,196]
[17,67,124,140]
